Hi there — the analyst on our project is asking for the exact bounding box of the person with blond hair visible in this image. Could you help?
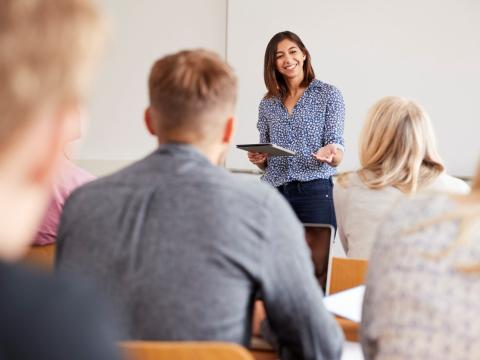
[333,96,469,259]
[56,49,344,359]
[0,0,120,359]
[361,162,480,359]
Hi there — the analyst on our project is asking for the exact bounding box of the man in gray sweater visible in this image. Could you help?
[56,49,343,359]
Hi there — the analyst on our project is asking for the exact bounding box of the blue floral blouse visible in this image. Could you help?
[257,79,345,187]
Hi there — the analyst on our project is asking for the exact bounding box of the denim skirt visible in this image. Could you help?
[277,178,337,229]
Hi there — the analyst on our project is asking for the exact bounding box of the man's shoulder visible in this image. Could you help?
[217,171,267,189]
[208,171,285,207]
[65,156,154,202]
[65,159,284,215]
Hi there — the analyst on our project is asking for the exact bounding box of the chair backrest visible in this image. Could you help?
[328,257,368,295]
[21,244,56,271]
[120,341,255,360]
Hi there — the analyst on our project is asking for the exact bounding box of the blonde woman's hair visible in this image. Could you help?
[0,0,104,150]
[349,96,445,193]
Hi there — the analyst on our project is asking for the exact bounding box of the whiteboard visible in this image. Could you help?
[226,0,480,178]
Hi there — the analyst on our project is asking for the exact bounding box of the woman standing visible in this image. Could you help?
[248,31,345,287]
[248,31,345,227]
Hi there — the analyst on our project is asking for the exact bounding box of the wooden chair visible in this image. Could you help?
[327,257,368,341]
[328,257,368,295]
[120,341,255,360]
[21,244,56,271]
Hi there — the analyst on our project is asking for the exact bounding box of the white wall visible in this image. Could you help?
[226,0,480,178]
[76,0,227,175]
[77,0,480,178]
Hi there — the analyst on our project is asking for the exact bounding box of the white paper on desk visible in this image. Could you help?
[323,285,365,323]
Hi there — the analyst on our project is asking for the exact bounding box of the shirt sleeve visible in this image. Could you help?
[257,100,270,143]
[323,85,345,148]
[259,191,344,360]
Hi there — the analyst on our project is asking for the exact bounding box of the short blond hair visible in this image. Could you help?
[353,96,444,193]
[0,0,104,149]
[148,49,237,144]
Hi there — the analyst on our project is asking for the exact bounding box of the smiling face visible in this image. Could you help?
[275,38,306,81]
[264,31,315,99]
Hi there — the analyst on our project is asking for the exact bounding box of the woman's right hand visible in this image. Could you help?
[247,151,267,169]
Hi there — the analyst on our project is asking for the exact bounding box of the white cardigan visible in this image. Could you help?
[333,172,470,259]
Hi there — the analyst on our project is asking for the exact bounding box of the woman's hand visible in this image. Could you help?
[312,144,343,167]
[248,151,267,170]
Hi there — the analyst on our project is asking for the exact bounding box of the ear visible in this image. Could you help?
[144,107,156,136]
[221,116,235,144]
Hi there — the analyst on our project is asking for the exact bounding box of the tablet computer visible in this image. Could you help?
[236,143,296,156]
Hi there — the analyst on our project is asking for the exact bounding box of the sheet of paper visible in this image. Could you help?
[342,341,364,360]
[323,285,365,323]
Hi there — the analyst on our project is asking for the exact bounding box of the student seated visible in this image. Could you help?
[334,96,469,259]
[0,1,119,359]
[56,49,344,359]
[361,163,480,359]
[34,111,95,246]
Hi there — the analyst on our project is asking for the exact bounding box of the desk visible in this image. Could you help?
[336,316,359,342]
[249,337,276,360]
[21,244,56,270]
[250,350,276,360]
[249,316,360,360]
[250,338,363,360]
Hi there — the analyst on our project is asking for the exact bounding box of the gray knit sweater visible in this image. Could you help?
[56,143,343,360]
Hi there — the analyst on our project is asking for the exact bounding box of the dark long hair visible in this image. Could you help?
[264,31,315,99]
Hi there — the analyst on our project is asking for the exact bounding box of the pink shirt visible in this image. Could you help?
[33,161,95,246]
